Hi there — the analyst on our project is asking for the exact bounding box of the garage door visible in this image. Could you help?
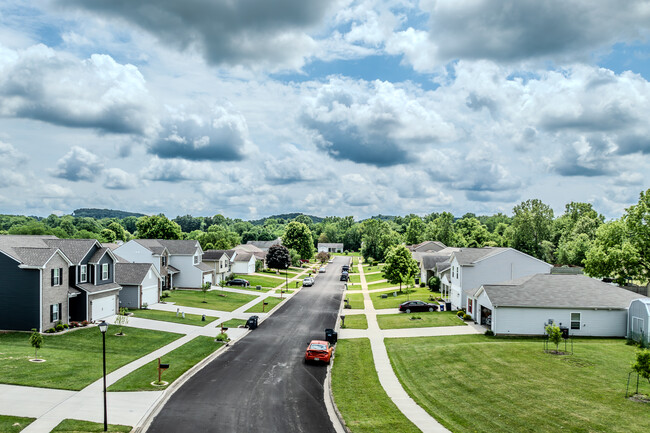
[203,273,213,285]
[141,285,159,307]
[92,295,116,321]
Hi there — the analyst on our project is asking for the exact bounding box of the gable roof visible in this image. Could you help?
[233,251,254,262]
[407,241,447,253]
[115,262,157,286]
[0,235,71,268]
[476,274,646,309]
[133,239,201,255]
[247,238,282,250]
[203,250,229,261]
[452,247,550,268]
[195,262,213,272]
[133,239,167,255]
[43,238,99,265]
[318,243,344,248]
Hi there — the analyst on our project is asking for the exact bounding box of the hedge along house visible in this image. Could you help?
[470,274,646,337]
[628,298,650,345]
[116,262,162,309]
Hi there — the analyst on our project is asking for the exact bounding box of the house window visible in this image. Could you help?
[102,263,109,280]
[80,265,87,283]
[52,268,61,286]
[52,304,59,321]
[570,312,581,330]
[162,256,167,266]
[194,255,199,265]
[468,299,473,313]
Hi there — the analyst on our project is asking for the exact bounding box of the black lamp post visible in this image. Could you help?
[284,265,288,299]
[98,320,109,432]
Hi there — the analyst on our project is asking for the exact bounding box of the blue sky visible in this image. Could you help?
[0,0,649,220]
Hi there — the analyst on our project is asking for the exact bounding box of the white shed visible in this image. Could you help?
[628,298,650,344]
[470,274,646,337]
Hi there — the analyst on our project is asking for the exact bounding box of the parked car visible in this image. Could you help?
[227,278,250,287]
[342,265,350,272]
[340,272,348,281]
[303,277,315,287]
[318,267,326,273]
[328,259,334,263]
[399,300,439,313]
[304,340,332,364]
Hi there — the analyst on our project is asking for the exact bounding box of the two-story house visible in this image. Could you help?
[0,235,121,332]
[115,239,212,289]
[448,247,552,312]
[202,250,233,284]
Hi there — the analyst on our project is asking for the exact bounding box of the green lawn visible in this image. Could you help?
[346,284,362,291]
[342,314,368,329]
[332,339,420,433]
[333,252,361,257]
[261,269,302,277]
[377,311,465,329]
[344,293,365,309]
[365,281,401,291]
[165,289,257,312]
[348,274,361,284]
[0,327,182,390]
[108,336,223,391]
[221,318,247,328]
[363,272,386,283]
[0,415,34,432]
[371,287,440,309]
[130,309,217,327]
[386,335,650,433]
[51,419,132,432]
[362,264,385,272]
[245,296,285,313]
[232,274,285,289]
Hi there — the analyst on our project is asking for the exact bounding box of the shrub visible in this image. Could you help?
[55,323,64,332]
[256,285,262,290]
[215,332,229,342]
[484,329,494,336]
[427,276,441,291]
[63,323,69,329]
[463,313,472,321]
[69,321,79,328]
[344,250,349,255]
[161,290,171,299]
[46,328,56,333]
[420,282,426,287]
[142,302,149,310]
[81,320,89,327]
[456,311,465,318]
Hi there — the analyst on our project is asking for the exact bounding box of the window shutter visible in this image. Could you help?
[60,268,63,285]
[50,305,53,322]
[51,269,54,286]
[59,303,62,321]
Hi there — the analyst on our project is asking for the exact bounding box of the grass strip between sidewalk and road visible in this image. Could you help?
[108,336,223,391]
[51,419,132,432]
[371,287,441,309]
[165,289,258,312]
[377,311,465,329]
[0,327,182,390]
[130,309,217,327]
[331,338,420,433]
[221,318,247,328]
[245,296,285,313]
[0,415,35,432]
[341,314,368,329]
[385,335,650,433]
[343,293,365,309]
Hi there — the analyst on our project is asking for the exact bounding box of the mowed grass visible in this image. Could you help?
[332,339,420,433]
[365,281,401,291]
[108,336,223,391]
[363,272,386,283]
[232,274,284,289]
[344,293,365,309]
[362,264,385,272]
[245,296,285,313]
[130,309,217,326]
[386,335,650,433]
[0,327,182,390]
[342,314,368,329]
[348,274,361,284]
[51,419,131,432]
[377,311,466,329]
[165,289,257,312]
[0,415,34,432]
[221,318,247,328]
[371,287,441,309]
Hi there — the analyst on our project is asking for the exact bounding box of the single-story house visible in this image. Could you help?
[628,298,650,345]
[317,243,344,253]
[470,274,646,337]
[116,262,162,309]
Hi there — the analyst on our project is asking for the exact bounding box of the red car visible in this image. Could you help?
[304,340,332,364]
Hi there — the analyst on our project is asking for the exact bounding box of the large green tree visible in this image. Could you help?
[266,244,291,271]
[360,219,400,262]
[510,199,554,259]
[136,215,182,240]
[282,221,314,260]
[405,217,425,245]
[382,245,420,292]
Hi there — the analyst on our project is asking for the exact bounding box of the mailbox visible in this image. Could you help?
[159,363,169,369]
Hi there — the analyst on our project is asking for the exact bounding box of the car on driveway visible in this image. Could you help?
[304,340,332,364]
[399,300,439,313]
[303,277,315,287]
[227,278,250,287]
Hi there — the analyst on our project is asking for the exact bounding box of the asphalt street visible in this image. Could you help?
[146,256,348,433]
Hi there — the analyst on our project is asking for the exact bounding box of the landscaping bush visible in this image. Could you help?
[46,328,56,333]
[81,320,88,327]
[427,276,441,291]
[456,311,465,318]
[142,302,149,310]
[161,290,171,299]
[420,282,426,287]
[463,313,472,321]
[69,321,79,328]
[63,323,69,329]
[215,333,229,342]
[55,322,64,332]
[485,329,494,336]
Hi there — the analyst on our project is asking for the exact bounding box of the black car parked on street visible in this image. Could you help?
[227,278,250,287]
[398,300,439,313]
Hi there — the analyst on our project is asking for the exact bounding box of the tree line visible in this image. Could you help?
[2,189,650,285]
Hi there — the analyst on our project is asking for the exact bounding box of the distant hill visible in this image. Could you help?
[72,208,146,219]
[249,213,323,225]
[365,214,397,222]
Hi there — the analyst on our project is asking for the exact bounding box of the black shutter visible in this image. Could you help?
[51,269,54,286]
[58,303,62,322]
[50,305,53,322]
[59,268,63,285]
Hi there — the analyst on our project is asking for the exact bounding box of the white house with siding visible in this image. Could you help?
[448,247,552,310]
[231,251,256,274]
[470,274,646,337]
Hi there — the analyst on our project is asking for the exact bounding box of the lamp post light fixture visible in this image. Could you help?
[98,320,108,432]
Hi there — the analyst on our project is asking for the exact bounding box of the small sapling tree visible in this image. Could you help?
[115,307,129,335]
[632,349,650,384]
[201,281,211,303]
[29,328,43,360]
[316,251,330,265]
[545,323,562,352]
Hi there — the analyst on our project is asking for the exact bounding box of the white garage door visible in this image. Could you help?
[92,295,116,320]
[203,273,213,285]
[141,285,159,306]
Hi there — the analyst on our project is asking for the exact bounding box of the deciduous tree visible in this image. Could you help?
[136,215,182,240]
[382,245,419,292]
[266,244,291,272]
[282,222,314,260]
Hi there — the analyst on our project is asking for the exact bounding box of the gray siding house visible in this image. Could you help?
[116,262,161,309]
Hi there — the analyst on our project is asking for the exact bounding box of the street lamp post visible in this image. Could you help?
[284,265,289,299]
[98,320,109,432]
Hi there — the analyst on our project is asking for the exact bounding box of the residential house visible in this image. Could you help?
[231,251,256,274]
[233,244,266,268]
[470,274,646,337]
[246,238,282,252]
[0,235,121,332]
[406,241,447,253]
[448,247,552,311]
[202,249,234,283]
[116,262,162,309]
[115,239,212,289]
[317,243,344,253]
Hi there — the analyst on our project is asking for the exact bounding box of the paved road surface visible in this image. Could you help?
[146,257,348,433]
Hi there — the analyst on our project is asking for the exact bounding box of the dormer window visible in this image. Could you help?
[162,255,167,266]
[80,265,87,283]
[194,255,199,265]
[102,263,109,280]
